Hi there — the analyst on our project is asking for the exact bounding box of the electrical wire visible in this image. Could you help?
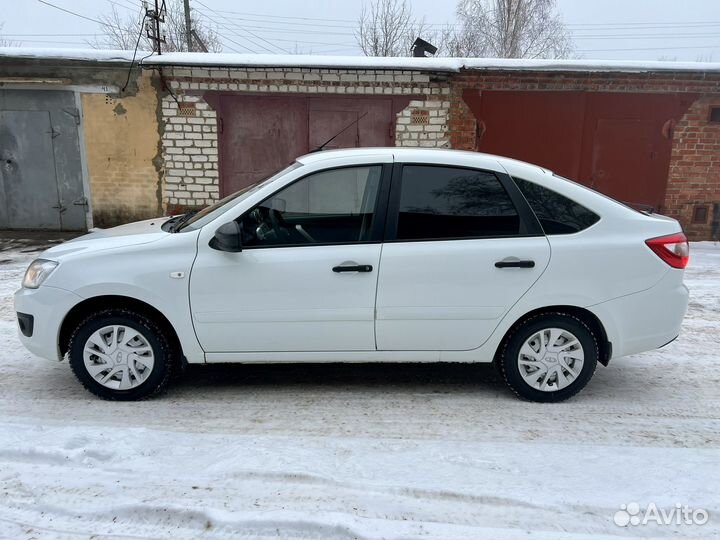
[36,0,122,29]
[194,0,289,54]
[121,12,148,92]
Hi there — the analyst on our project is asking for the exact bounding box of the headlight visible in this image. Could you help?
[22,259,58,289]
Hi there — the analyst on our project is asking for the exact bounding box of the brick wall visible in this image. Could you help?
[665,96,720,239]
[449,70,720,239]
[159,66,450,211]
[82,71,162,227]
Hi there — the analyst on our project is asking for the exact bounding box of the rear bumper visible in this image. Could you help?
[13,285,82,361]
[588,270,689,360]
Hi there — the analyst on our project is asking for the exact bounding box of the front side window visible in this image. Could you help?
[514,177,600,235]
[396,165,520,241]
[241,165,382,247]
[177,162,301,232]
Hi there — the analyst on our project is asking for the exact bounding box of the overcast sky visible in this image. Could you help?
[2,0,719,62]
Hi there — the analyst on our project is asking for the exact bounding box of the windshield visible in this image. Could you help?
[176,162,302,232]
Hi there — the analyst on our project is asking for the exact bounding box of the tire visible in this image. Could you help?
[500,312,598,402]
[68,308,176,400]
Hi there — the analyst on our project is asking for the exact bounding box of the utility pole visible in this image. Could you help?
[145,0,166,54]
[183,0,193,52]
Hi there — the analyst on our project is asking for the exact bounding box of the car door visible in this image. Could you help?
[190,163,390,353]
[375,163,551,351]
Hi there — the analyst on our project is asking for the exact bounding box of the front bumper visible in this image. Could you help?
[14,285,83,361]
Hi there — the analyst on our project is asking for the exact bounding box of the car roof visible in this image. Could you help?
[295,147,548,177]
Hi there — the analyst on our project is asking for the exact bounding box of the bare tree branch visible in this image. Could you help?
[356,0,431,57]
[90,1,222,52]
[444,0,574,59]
[0,22,21,47]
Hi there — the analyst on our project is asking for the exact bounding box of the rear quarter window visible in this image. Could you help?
[513,177,600,235]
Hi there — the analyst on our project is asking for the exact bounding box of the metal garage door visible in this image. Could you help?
[463,90,693,212]
[0,90,86,231]
[213,95,408,196]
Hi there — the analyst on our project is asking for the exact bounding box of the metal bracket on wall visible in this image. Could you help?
[62,107,81,125]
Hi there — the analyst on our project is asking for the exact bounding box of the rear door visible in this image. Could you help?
[375,163,551,351]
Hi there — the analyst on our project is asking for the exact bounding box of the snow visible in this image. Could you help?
[0,238,719,539]
[142,52,720,73]
[0,46,148,63]
[3,46,720,73]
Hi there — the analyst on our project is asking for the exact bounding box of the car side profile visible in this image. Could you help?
[14,148,689,402]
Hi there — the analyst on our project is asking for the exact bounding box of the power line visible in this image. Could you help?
[36,0,121,29]
[567,20,720,27]
[578,44,720,52]
[193,13,283,54]
[194,0,289,54]
[203,8,356,24]
[2,33,102,37]
[11,39,100,45]
[572,33,720,40]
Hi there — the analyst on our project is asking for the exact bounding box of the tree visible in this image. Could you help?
[446,0,573,58]
[91,2,222,52]
[0,22,20,47]
[356,0,429,57]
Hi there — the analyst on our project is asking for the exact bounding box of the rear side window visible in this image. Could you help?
[396,166,520,240]
[514,177,599,235]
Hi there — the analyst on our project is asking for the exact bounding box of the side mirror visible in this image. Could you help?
[211,221,242,252]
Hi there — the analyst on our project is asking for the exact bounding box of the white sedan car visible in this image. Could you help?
[15,148,689,402]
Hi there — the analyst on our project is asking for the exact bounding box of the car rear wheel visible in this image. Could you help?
[500,313,598,402]
[68,309,175,400]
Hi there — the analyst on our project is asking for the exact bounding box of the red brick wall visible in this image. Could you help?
[449,70,720,239]
[665,96,720,239]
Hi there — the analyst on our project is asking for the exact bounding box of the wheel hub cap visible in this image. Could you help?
[517,327,584,392]
[83,325,155,390]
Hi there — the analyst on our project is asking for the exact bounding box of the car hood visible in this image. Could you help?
[41,217,171,260]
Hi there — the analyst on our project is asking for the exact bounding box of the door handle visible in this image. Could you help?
[332,264,373,273]
[495,260,535,269]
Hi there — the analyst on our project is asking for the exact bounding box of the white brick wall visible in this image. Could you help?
[395,100,451,149]
[160,66,449,208]
[161,94,219,207]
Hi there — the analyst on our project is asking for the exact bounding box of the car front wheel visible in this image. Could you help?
[68,308,175,400]
[500,313,598,402]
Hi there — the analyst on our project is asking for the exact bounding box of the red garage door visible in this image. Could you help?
[463,90,694,211]
[213,95,409,196]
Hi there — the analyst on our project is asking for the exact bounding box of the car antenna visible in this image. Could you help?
[311,112,368,152]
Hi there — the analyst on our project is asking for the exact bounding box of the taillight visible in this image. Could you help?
[645,232,690,269]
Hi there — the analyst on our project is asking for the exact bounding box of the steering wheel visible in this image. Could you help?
[268,208,292,242]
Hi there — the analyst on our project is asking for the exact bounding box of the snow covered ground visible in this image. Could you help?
[0,238,718,539]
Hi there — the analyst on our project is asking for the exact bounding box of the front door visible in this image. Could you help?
[190,164,388,352]
[376,165,551,351]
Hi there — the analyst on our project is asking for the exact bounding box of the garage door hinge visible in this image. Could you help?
[62,107,81,125]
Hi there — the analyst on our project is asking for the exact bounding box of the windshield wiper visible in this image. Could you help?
[168,210,198,233]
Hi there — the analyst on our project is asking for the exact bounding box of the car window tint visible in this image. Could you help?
[514,177,600,235]
[396,166,520,240]
[241,165,382,247]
